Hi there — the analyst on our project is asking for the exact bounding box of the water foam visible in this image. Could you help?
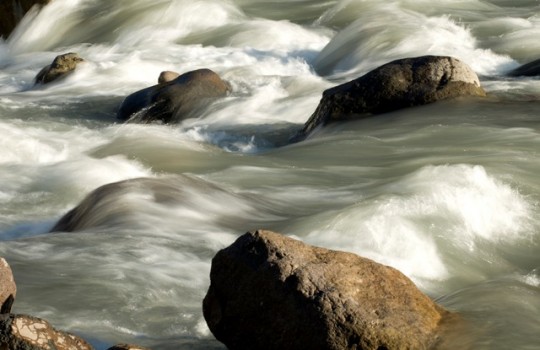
[304,164,532,284]
[314,2,514,78]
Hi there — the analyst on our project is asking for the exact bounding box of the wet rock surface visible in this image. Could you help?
[0,0,51,38]
[294,55,486,141]
[203,229,451,350]
[508,58,540,77]
[117,68,231,124]
[34,52,84,85]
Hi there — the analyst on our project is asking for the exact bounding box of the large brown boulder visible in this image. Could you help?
[34,53,84,85]
[117,68,231,124]
[293,55,486,141]
[0,0,51,39]
[0,314,93,350]
[0,258,16,314]
[508,58,540,77]
[203,230,451,350]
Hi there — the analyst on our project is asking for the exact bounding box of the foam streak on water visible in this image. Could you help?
[0,1,540,349]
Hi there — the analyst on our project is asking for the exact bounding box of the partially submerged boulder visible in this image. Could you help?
[294,55,486,141]
[34,52,84,85]
[0,0,51,39]
[508,58,540,77]
[107,344,151,350]
[49,176,239,233]
[157,71,180,84]
[117,68,231,124]
[203,230,451,350]
[0,258,16,314]
[0,314,93,350]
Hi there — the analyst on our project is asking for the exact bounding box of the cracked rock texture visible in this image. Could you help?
[0,314,93,350]
[203,230,452,350]
[294,55,485,141]
[0,258,16,314]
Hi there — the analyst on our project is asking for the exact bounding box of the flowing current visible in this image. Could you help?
[1,0,539,349]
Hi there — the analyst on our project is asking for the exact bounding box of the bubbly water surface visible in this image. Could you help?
[0,1,539,349]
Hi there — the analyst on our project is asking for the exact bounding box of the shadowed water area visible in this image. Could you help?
[0,0,539,349]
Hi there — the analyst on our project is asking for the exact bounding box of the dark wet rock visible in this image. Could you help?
[508,58,540,77]
[158,71,180,84]
[117,68,231,124]
[203,230,451,350]
[0,258,16,314]
[106,344,151,350]
[34,52,84,85]
[0,314,93,350]
[294,55,486,141]
[0,0,51,39]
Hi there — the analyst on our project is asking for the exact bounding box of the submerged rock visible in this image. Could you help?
[50,176,236,233]
[0,258,16,314]
[107,344,151,350]
[0,314,93,350]
[203,230,451,350]
[294,55,485,141]
[508,58,540,77]
[0,0,51,39]
[117,68,231,124]
[34,52,85,85]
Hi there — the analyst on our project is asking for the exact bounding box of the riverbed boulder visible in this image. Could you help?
[203,230,451,350]
[0,0,51,39]
[508,58,540,77]
[0,314,93,350]
[34,52,84,85]
[293,55,486,141]
[158,71,180,84]
[117,68,231,123]
[0,258,16,314]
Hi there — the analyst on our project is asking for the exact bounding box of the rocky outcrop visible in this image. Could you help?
[0,314,93,350]
[0,258,16,314]
[0,0,51,39]
[203,230,451,350]
[117,68,231,124]
[293,55,486,141]
[508,58,540,77]
[34,52,84,85]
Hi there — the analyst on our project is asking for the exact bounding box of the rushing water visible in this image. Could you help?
[0,0,539,349]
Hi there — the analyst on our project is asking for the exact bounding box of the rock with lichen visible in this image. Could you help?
[34,52,85,85]
[0,314,93,350]
[0,258,16,314]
